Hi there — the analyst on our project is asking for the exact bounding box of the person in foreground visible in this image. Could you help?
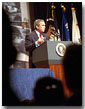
[2,9,20,105]
[32,76,65,106]
[25,19,49,67]
[62,44,82,106]
[2,9,27,106]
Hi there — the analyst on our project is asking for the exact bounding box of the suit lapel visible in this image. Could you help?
[33,31,39,41]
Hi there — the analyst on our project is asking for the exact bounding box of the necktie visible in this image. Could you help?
[40,33,43,43]
[40,33,42,38]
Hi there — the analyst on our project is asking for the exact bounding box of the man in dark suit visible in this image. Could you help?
[25,19,49,67]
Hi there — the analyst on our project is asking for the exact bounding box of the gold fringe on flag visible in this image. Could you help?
[61,5,66,11]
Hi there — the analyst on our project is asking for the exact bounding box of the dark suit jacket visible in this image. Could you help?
[25,31,49,52]
[25,31,49,67]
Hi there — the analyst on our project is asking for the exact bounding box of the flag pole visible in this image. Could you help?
[51,3,56,19]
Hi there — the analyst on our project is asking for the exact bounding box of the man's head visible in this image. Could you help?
[34,19,46,33]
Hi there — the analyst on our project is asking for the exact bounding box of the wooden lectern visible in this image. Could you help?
[32,41,72,97]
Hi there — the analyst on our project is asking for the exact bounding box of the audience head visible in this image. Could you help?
[34,19,46,33]
[34,76,65,105]
[63,44,82,93]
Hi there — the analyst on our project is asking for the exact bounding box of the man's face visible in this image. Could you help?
[36,21,46,33]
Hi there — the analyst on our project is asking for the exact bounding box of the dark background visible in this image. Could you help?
[29,2,82,40]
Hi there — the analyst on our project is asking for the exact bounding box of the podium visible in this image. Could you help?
[32,41,72,97]
[32,41,72,73]
[32,41,72,79]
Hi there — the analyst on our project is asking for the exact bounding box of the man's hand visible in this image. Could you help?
[37,36,45,44]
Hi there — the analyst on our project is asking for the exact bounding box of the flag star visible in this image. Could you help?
[65,23,68,29]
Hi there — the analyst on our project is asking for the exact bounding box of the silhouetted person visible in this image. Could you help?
[33,76,65,106]
[2,9,21,105]
[62,44,82,106]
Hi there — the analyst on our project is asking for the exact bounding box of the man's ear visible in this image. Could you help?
[36,25,39,30]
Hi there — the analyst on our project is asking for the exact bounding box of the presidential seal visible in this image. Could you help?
[56,43,66,57]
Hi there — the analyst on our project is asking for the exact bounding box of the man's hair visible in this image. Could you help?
[34,19,45,29]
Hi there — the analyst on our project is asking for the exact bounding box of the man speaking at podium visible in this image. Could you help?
[25,19,49,67]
